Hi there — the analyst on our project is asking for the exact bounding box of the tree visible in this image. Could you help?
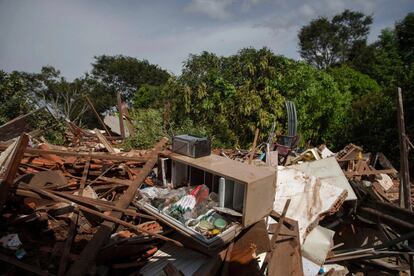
[91,55,170,100]
[170,48,286,147]
[274,61,352,146]
[33,66,90,125]
[332,10,373,63]
[328,65,381,98]
[298,17,339,69]
[165,48,352,148]
[395,12,414,65]
[298,10,372,69]
[132,84,163,109]
[0,70,35,125]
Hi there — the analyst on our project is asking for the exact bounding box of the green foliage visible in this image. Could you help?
[298,10,372,69]
[328,65,381,98]
[396,12,414,65]
[348,89,397,154]
[0,70,35,125]
[298,17,338,69]
[358,29,405,88]
[275,61,352,146]
[162,48,355,148]
[327,65,393,150]
[91,55,170,100]
[167,48,286,147]
[132,84,162,109]
[123,108,167,149]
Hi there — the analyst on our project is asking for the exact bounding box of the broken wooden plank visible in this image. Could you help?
[67,137,169,276]
[0,145,149,162]
[97,176,132,186]
[22,184,181,246]
[49,190,155,220]
[58,210,78,276]
[397,87,412,211]
[0,133,29,211]
[58,156,90,275]
[85,95,111,136]
[268,219,303,276]
[94,129,116,153]
[248,128,259,165]
[344,168,397,177]
[260,199,291,274]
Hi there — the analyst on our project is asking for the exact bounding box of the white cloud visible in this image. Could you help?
[1,0,413,78]
[241,0,266,11]
[299,4,315,18]
[184,0,234,20]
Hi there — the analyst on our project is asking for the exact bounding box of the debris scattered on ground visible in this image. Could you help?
[0,108,413,275]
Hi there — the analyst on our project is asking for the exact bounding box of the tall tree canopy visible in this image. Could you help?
[91,55,170,100]
[163,48,351,148]
[298,10,372,69]
[395,12,414,65]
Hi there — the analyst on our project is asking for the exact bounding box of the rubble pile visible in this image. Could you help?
[0,114,413,275]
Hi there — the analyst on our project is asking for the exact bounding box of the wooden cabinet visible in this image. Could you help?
[169,153,277,227]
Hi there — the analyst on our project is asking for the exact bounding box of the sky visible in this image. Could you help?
[0,0,413,79]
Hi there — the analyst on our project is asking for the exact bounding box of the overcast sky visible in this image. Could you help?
[0,0,413,79]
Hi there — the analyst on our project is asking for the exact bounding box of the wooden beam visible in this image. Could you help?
[260,199,291,274]
[58,157,90,275]
[58,210,78,276]
[67,137,169,276]
[84,95,111,136]
[344,168,398,177]
[23,184,181,246]
[49,190,155,220]
[248,128,259,165]
[0,145,149,163]
[0,133,29,211]
[94,129,116,153]
[397,87,412,211]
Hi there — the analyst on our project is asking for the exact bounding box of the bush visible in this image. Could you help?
[123,108,167,149]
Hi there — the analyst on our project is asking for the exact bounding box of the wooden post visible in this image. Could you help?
[117,92,126,139]
[0,133,29,211]
[397,87,411,211]
[84,95,111,136]
[248,128,260,165]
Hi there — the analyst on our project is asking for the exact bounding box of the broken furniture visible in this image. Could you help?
[137,153,277,250]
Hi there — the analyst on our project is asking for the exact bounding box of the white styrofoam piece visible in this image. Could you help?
[274,166,346,243]
[302,225,335,265]
[290,157,357,201]
[302,256,321,276]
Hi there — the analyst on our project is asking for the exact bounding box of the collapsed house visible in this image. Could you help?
[0,99,413,275]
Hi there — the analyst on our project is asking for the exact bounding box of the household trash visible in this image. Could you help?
[0,234,22,250]
[139,184,234,238]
